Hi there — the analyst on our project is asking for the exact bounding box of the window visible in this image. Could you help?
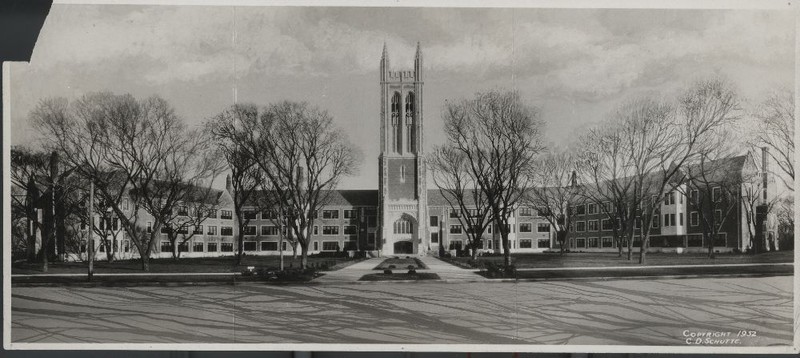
[178,242,189,252]
[688,234,703,247]
[587,203,597,215]
[221,226,233,236]
[712,187,721,202]
[177,225,188,235]
[313,226,319,235]
[635,217,642,229]
[123,198,129,211]
[178,206,188,216]
[322,241,339,251]
[207,242,218,252]
[652,195,659,205]
[715,210,722,223]
[690,190,698,204]
[575,205,586,215]
[221,210,233,220]
[601,219,613,231]
[588,220,599,231]
[576,221,586,232]
[536,239,550,249]
[519,223,532,233]
[123,240,130,253]
[690,212,699,226]
[343,210,357,219]
[449,209,460,218]
[322,210,339,219]
[664,214,670,227]
[344,225,357,235]
[193,242,204,252]
[193,225,203,235]
[323,226,340,235]
[147,222,152,233]
[400,165,406,183]
[261,210,277,220]
[220,243,233,252]
[207,226,217,235]
[652,215,659,228]
[393,219,412,234]
[244,241,257,251]
[576,238,587,248]
[243,210,257,220]
[588,237,599,248]
[430,232,439,243]
[243,225,257,236]
[603,202,613,213]
[537,223,550,233]
[368,233,376,246]
[519,207,533,216]
[429,216,439,227]
[448,240,463,250]
[262,241,278,251]
[449,224,463,234]
[679,213,684,226]
[313,241,319,251]
[519,239,532,248]
[262,225,279,236]
[160,241,172,253]
[714,233,727,247]
[207,209,217,218]
[160,224,170,234]
[602,237,614,248]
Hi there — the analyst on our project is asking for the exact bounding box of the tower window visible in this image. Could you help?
[392,92,402,153]
[400,165,406,183]
[394,218,412,234]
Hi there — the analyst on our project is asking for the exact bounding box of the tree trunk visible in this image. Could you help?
[707,233,715,259]
[638,235,648,265]
[41,247,49,273]
[501,233,511,268]
[141,254,150,271]
[236,232,244,265]
[300,243,309,269]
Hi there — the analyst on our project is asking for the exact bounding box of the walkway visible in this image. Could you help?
[312,257,384,283]
[416,256,488,282]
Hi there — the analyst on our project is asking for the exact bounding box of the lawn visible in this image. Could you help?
[358,272,441,281]
[487,263,794,280]
[373,257,428,270]
[12,255,365,275]
[444,250,793,269]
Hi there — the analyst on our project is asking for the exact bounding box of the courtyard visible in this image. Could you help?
[10,276,793,346]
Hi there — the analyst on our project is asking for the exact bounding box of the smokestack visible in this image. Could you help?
[296,166,305,188]
[761,147,769,204]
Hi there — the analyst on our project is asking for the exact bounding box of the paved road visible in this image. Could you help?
[10,276,792,346]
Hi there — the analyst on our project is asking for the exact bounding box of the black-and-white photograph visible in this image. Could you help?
[3,0,796,352]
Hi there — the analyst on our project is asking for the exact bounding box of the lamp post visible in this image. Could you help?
[87,181,94,282]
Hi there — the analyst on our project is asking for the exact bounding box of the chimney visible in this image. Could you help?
[296,166,305,188]
[761,147,769,204]
[225,174,232,194]
[570,171,577,187]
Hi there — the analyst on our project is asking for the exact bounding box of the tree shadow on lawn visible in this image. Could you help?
[10,276,793,345]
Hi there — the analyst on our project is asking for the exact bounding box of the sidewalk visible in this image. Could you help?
[416,256,487,282]
[312,257,385,283]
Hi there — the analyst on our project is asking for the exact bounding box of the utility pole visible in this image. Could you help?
[88,181,94,281]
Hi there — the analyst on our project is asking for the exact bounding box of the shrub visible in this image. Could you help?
[388,264,396,269]
[383,269,393,275]
[407,268,417,275]
[407,265,416,270]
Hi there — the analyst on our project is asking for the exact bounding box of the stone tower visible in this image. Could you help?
[378,42,428,256]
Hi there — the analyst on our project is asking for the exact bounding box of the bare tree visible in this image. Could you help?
[576,126,640,259]
[207,104,270,265]
[751,87,794,191]
[679,130,745,258]
[32,92,221,271]
[429,146,493,259]
[525,149,582,255]
[213,101,361,269]
[161,186,222,260]
[442,90,546,268]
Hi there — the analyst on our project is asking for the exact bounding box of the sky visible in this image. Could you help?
[8,5,796,189]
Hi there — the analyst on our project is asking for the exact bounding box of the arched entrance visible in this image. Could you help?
[393,241,414,254]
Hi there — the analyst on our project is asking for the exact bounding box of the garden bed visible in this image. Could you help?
[373,256,428,270]
[358,272,441,281]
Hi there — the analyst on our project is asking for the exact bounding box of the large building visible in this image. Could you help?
[20,44,779,261]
